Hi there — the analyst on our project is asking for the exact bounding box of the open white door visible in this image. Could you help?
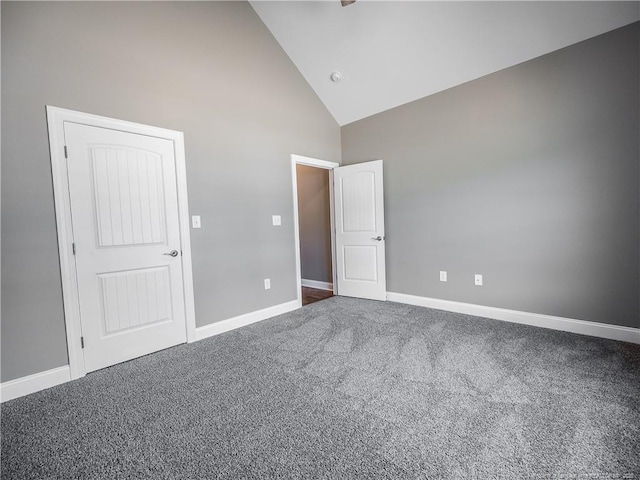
[334,160,386,301]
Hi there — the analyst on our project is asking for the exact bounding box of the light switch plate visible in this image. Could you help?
[272,215,281,226]
[264,278,271,290]
[192,215,201,228]
[439,271,447,282]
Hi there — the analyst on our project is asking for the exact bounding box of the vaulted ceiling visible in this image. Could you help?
[251,1,640,125]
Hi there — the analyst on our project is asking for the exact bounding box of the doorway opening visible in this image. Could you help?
[291,155,339,307]
[297,163,333,306]
[292,155,387,306]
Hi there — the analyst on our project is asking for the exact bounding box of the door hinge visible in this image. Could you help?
[80,337,84,349]
[72,243,76,255]
[64,145,68,159]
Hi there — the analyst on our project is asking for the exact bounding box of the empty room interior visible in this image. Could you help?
[1,1,639,478]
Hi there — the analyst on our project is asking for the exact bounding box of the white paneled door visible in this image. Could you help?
[334,160,386,301]
[65,122,187,373]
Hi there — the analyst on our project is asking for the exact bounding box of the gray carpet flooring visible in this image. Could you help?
[2,297,639,479]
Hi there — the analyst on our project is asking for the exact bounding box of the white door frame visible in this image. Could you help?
[291,154,339,307]
[46,106,197,380]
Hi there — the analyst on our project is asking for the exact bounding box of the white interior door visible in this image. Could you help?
[65,122,187,373]
[334,160,386,301]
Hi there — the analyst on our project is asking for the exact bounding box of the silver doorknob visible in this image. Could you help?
[163,250,179,257]
[372,236,384,241]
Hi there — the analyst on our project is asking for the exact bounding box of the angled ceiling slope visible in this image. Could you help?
[251,1,640,126]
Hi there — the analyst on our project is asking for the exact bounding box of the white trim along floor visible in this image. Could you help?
[2,294,638,402]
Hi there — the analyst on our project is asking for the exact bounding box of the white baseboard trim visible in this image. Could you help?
[387,292,640,345]
[195,300,299,341]
[301,279,333,291]
[1,366,71,403]
[7,293,635,403]
[2,301,300,401]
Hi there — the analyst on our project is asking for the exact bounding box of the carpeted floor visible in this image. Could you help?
[2,297,639,479]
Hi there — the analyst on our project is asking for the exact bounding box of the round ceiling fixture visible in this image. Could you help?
[330,71,342,83]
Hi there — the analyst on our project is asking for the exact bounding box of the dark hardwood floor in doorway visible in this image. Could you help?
[302,287,334,306]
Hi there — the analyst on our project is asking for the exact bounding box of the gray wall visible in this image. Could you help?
[1,1,340,382]
[296,165,332,284]
[342,23,639,329]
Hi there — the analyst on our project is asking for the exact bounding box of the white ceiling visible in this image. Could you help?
[251,1,640,125]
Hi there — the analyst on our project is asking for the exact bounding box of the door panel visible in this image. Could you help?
[92,147,167,246]
[65,122,187,373]
[98,267,172,334]
[343,246,378,282]
[341,172,376,232]
[334,160,386,300]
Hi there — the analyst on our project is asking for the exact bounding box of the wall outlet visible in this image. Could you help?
[192,215,201,228]
[264,278,271,290]
[272,215,281,226]
[475,274,483,286]
[439,271,447,282]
